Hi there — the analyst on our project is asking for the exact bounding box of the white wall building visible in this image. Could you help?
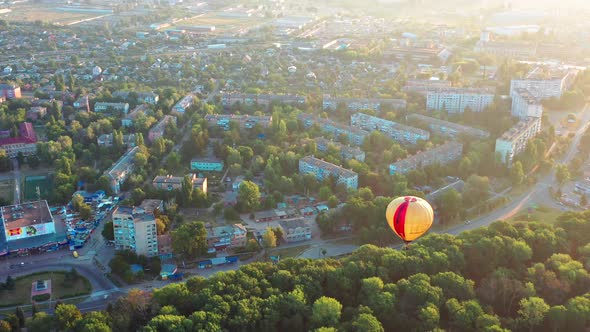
[511,88,543,119]
[112,206,158,257]
[299,156,358,190]
[426,87,495,113]
[510,67,578,100]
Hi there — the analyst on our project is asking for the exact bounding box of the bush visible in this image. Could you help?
[32,294,50,302]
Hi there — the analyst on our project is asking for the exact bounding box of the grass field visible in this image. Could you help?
[177,13,268,33]
[0,179,14,203]
[269,244,311,258]
[0,271,92,307]
[508,205,565,224]
[1,6,101,25]
[24,175,52,201]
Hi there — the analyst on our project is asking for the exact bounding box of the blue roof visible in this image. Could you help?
[130,264,144,274]
[160,264,177,275]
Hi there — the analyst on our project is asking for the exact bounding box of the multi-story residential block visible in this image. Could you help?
[94,102,130,114]
[103,146,139,194]
[148,115,177,143]
[206,224,247,251]
[511,88,543,119]
[402,79,452,95]
[314,137,366,162]
[190,158,224,172]
[121,104,149,128]
[495,117,542,165]
[152,174,207,193]
[97,133,136,148]
[0,83,21,99]
[299,156,358,190]
[221,92,305,108]
[278,219,312,243]
[389,141,463,175]
[112,206,158,257]
[426,87,495,113]
[510,67,578,100]
[113,91,159,104]
[322,96,407,111]
[171,95,194,115]
[298,113,369,146]
[350,113,430,145]
[407,114,490,139]
[474,40,537,58]
[204,114,272,130]
[0,123,37,158]
[385,46,452,63]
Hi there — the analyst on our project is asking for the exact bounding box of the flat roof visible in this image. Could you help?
[1,201,53,230]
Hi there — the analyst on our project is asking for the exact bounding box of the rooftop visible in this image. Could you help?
[139,199,163,214]
[515,88,541,104]
[0,122,37,146]
[408,114,490,138]
[279,218,310,230]
[106,146,139,179]
[300,156,358,179]
[351,113,429,136]
[499,117,541,141]
[1,200,53,230]
[427,87,496,95]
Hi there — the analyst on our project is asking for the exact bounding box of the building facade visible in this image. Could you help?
[299,156,358,190]
[148,115,177,143]
[152,174,207,193]
[104,146,140,194]
[314,137,366,162]
[0,122,37,158]
[94,102,130,114]
[511,89,543,119]
[112,206,158,257]
[407,114,490,139]
[190,158,224,172]
[322,96,407,111]
[0,83,21,99]
[510,67,578,100]
[298,113,368,146]
[495,117,542,165]
[172,95,194,114]
[426,87,495,113]
[206,224,247,251]
[350,113,430,144]
[113,91,159,104]
[278,219,312,243]
[389,141,463,175]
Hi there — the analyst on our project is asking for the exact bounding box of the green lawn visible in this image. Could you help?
[0,271,92,307]
[269,244,311,259]
[508,205,565,224]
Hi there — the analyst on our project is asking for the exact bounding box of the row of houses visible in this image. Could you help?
[298,113,369,146]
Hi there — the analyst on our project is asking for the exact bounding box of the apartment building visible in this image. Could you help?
[221,92,305,108]
[171,95,195,115]
[298,113,369,146]
[112,206,158,257]
[426,87,495,113]
[0,83,21,99]
[350,113,430,145]
[103,146,139,194]
[148,115,177,143]
[113,91,159,104]
[152,174,207,193]
[299,156,358,190]
[206,224,247,251]
[0,123,37,158]
[121,104,150,128]
[322,96,407,111]
[314,137,366,162]
[389,141,463,175]
[511,88,543,120]
[97,133,136,148]
[204,114,272,130]
[73,95,90,112]
[474,40,537,58]
[407,114,490,139]
[402,79,452,95]
[510,67,578,100]
[94,102,130,115]
[278,219,312,243]
[495,117,542,165]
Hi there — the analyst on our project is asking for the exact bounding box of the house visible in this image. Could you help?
[26,107,47,121]
[94,102,130,115]
[152,174,207,193]
[148,115,177,143]
[113,91,159,105]
[121,104,149,128]
[157,234,173,260]
[97,133,136,148]
[278,219,312,243]
[0,83,21,99]
[206,224,247,251]
[73,95,90,112]
[190,158,224,172]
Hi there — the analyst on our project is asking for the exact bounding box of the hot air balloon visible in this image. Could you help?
[385,196,434,248]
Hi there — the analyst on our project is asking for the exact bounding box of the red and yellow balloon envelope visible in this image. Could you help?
[385,196,434,247]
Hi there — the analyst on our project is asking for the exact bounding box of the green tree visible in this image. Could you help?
[352,313,384,332]
[555,163,570,187]
[79,203,92,221]
[26,312,54,332]
[0,320,10,332]
[171,221,208,259]
[262,227,277,249]
[238,180,260,212]
[181,175,193,206]
[311,296,342,328]
[511,161,525,186]
[517,297,549,332]
[15,306,25,327]
[436,188,462,223]
[55,303,82,331]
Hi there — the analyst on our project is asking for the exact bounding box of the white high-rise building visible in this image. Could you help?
[510,67,578,100]
[112,206,158,257]
[511,88,543,120]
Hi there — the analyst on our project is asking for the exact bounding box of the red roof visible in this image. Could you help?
[0,122,36,146]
